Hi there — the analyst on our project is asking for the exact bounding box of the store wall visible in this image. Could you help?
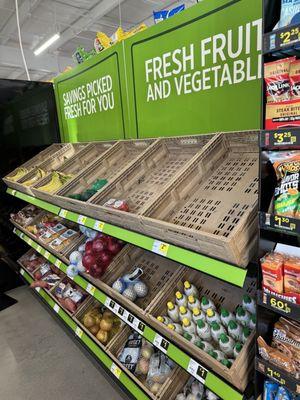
[54,0,262,142]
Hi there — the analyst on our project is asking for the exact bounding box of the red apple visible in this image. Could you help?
[82,253,97,272]
[92,237,107,253]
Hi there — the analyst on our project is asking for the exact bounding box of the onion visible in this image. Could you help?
[92,238,107,253]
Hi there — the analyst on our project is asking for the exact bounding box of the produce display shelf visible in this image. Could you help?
[263,23,300,55]
[7,188,247,288]
[260,129,300,149]
[257,290,300,322]
[13,227,245,400]
[255,357,300,396]
[259,212,300,236]
[19,268,150,400]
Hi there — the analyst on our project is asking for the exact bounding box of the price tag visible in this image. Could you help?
[266,366,286,386]
[53,304,60,314]
[270,297,292,314]
[94,220,105,232]
[153,333,169,354]
[77,215,87,225]
[11,190,16,196]
[279,26,300,47]
[20,232,24,239]
[59,209,68,218]
[110,363,121,379]
[44,251,50,260]
[27,238,33,246]
[75,326,83,338]
[13,227,16,234]
[55,259,62,268]
[274,215,297,231]
[86,283,96,296]
[152,240,169,257]
[35,287,41,293]
[132,317,145,335]
[263,129,300,147]
[187,359,208,384]
[20,268,25,276]
[105,296,114,310]
[36,245,42,253]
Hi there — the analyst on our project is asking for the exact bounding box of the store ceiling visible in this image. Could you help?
[0,0,197,82]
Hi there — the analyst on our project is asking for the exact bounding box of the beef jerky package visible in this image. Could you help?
[269,151,300,217]
[264,57,295,103]
[272,317,300,377]
[265,99,300,129]
[290,60,300,99]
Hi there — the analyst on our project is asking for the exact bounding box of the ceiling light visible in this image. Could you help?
[34,33,60,56]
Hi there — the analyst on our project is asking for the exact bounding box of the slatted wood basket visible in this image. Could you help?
[141,131,259,267]
[31,141,115,201]
[53,139,156,212]
[81,244,183,321]
[87,135,214,230]
[147,267,256,391]
[4,143,87,196]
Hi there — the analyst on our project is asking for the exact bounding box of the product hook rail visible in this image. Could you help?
[6,188,247,288]
[13,226,247,400]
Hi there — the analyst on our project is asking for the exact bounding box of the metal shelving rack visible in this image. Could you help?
[256,2,300,396]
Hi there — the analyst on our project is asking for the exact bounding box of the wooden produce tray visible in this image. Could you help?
[147,267,256,392]
[142,131,259,267]
[107,325,182,400]
[73,297,123,350]
[3,143,66,189]
[53,139,156,212]
[81,245,183,321]
[88,135,214,231]
[31,141,115,200]
[17,248,46,276]
[5,143,87,196]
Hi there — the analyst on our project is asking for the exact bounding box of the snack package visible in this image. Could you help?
[274,386,294,400]
[94,32,112,53]
[118,332,142,373]
[284,256,300,295]
[39,223,67,244]
[153,4,185,24]
[261,253,284,293]
[176,377,205,400]
[257,336,297,373]
[263,380,279,400]
[290,60,300,100]
[276,0,300,29]
[264,58,295,103]
[265,99,300,129]
[269,151,300,217]
[146,352,174,385]
[49,229,78,252]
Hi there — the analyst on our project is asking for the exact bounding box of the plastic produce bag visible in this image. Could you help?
[153,4,185,24]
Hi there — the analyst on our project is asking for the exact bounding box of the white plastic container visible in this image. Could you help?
[241,327,251,344]
[220,307,236,327]
[235,306,251,327]
[206,308,221,325]
[200,296,216,312]
[192,307,206,324]
[183,281,198,297]
[242,295,256,315]
[167,301,180,322]
[218,333,235,357]
[233,342,243,359]
[227,320,243,341]
[196,319,212,341]
[187,295,201,311]
[182,318,196,335]
[175,291,188,308]
[157,315,172,325]
[167,323,184,335]
[210,322,226,342]
[179,306,192,322]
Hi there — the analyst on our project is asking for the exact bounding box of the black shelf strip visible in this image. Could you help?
[257,290,300,321]
[264,24,300,54]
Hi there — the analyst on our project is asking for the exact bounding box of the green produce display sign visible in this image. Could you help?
[126,0,262,137]
[54,0,262,141]
[54,46,125,142]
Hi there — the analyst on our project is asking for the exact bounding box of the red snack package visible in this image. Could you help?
[265,99,300,129]
[264,57,295,103]
[290,60,300,100]
[261,252,284,294]
[284,256,300,303]
[104,198,129,212]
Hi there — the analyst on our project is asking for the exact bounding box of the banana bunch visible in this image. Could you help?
[23,168,46,186]
[38,171,73,193]
[6,167,28,182]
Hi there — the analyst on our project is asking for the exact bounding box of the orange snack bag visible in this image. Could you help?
[261,253,284,293]
[284,256,300,295]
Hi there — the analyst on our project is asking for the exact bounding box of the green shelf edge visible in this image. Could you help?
[7,188,247,288]
[20,269,150,400]
[15,227,244,400]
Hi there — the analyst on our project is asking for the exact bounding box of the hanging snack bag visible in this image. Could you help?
[290,59,300,99]
[269,151,300,217]
[264,57,295,103]
[284,256,300,300]
[276,0,300,29]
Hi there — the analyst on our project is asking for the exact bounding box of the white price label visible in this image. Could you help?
[133,318,145,335]
[75,327,83,338]
[53,304,60,313]
[20,232,24,239]
[11,190,16,196]
[20,268,25,276]
[105,296,113,308]
[152,240,169,257]
[35,287,41,293]
[110,363,121,379]
[13,227,17,234]
[59,209,68,218]
[36,245,42,253]
[77,215,87,225]
[153,334,169,354]
[27,238,33,246]
[187,359,208,384]
[44,251,50,259]
[55,259,62,268]
[86,283,96,296]
[94,220,105,232]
